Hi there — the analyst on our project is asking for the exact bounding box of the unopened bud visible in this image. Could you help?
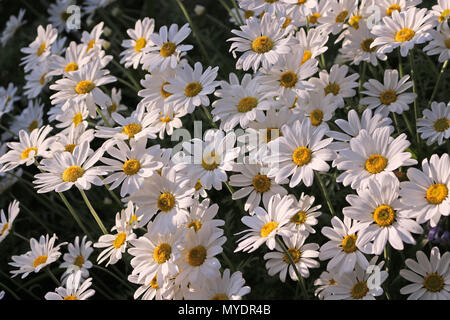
[194,5,205,16]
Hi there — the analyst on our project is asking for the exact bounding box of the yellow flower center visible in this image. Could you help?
[280,71,298,88]
[373,205,396,227]
[292,147,312,166]
[260,221,278,237]
[351,281,369,299]
[211,294,229,300]
[28,120,38,132]
[157,192,176,212]
[159,113,172,123]
[291,210,307,225]
[33,255,48,268]
[122,123,142,139]
[324,83,340,96]
[64,62,79,73]
[341,234,357,253]
[310,109,324,126]
[160,41,177,57]
[201,152,220,171]
[134,37,147,52]
[36,43,46,56]
[244,10,254,19]
[426,184,448,204]
[265,127,280,143]
[187,220,203,232]
[252,174,271,193]
[282,247,301,264]
[108,102,117,113]
[113,232,127,248]
[308,13,321,24]
[433,117,449,132]
[329,278,338,286]
[150,275,159,289]
[423,273,444,292]
[187,245,207,267]
[1,223,9,236]
[445,38,450,49]
[264,0,278,3]
[73,255,85,268]
[153,243,172,264]
[86,40,95,52]
[63,295,78,300]
[73,113,83,126]
[194,179,203,191]
[160,81,172,98]
[281,18,292,29]
[65,144,76,153]
[387,4,401,16]
[297,0,307,4]
[439,9,450,22]
[122,159,141,176]
[301,50,312,65]
[380,89,397,105]
[251,36,274,54]
[335,10,349,23]
[361,38,376,52]
[62,166,85,182]
[349,15,362,29]
[40,73,47,85]
[395,28,415,42]
[237,96,258,113]
[184,82,202,97]
[75,80,95,94]
[365,154,388,174]
[21,147,38,160]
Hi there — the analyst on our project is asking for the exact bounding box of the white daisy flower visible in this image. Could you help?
[264,232,320,282]
[33,140,106,193]
[138,67,177,111]
[49,123,95,155]
[9,99,44,136]
[59,235,94,285]
[147,103,187,139]
[314,271,339,300]
[120,17,155,69]
[0,9,26,47]
[235,194,296,253]
[293,27,328,65]
[360,69,416,115]
[54,100,90,130]
[266,118,335,188]
[20,24,58,72]
[142,23,193,72]
[45,270,95,300]
[400,246,450,300]
[228,7,263,26]
[0,83,20,114]
[431,0,450,24]
[423,22,450,63]
[228,14,293,72]
[375,0,423,19]
[9,234,66,279]
[297,91,338,128]
[128,273,175,300]
[47,41,91,78]
[80,21,105,54]
[417,102,450,146]
[181,198,225,234]
[303,0,332,28]
[283,0,319,24]
[318,0,358,35]
[100,139,163,197]
[102,87,128,123]
[334,126,417,190]
[399,153,450,227]
[286,193,321,236]
[343,174,423,255]
[23,62,52,99]
[47,0,76,33]
[0,200,20,243]
[239,0,289,16]
[371,7,434,57]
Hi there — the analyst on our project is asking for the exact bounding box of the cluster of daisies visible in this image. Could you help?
[0,0,449,300]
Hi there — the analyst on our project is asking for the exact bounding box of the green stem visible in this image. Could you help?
[101,178,124,207]
[18,202,51,234]
[427,60,448,108]
[12,231,28,242]
[96,106,112,128]
[359,62,367,102]
[0,282,21,300]
[320,54,326,70]
[314,172,336,217]
[201,105,218,128]
[58,192,94,241]
[221,252,236,273]
[111,59,141,92]
[46,268,60,286]
[230,0,245,25]
[224,181,235,196]
[408,50,420,147]
[398,48,403,77]
[92,265,134,291]
[0,124,18,138]
[79,189,108,235]
[392,113,401,136]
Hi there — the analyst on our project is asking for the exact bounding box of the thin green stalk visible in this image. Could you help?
[398,48,404,77]
[221,252,235,273]
[0,281,21,300]
[111,59,141,92]
[201,105,218,128]
[92,265,134,291]
[320,54,326,69]
[58,192,94,241]
[230,0,245,25]
[218,0,241,27]
[116,76,140,92]
[224,181,235,196]
[392,113,401,135]
[427,60,448,108]
[46,268,60,286]
[12,231,28,242]
[96,106,112,127]
[0,124,18,138]
[408,50,420,147]
[18,202,52,234]
[101,178,124,207]
[79,189,108,235]
[314,172,336,217]
[358,62,367,101]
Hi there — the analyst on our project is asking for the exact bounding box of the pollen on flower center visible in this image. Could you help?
[282,247,301,264]
[160,81,172,98]
[187,220,202,232]
[33,255,48,268]
[122,123,142,139]
[252,174,271,193]
[150,275,159,289]
[65,144,76,153]
[64,62,79,72]
[36,43,46,56]
[252,36,274,54]
[349,15,362,29]
[211,294,229,300]
[324,83,340,96]
[184,82,202,97]
[433,118,449,132]
[341,234,357,253]
[308,13,321,24]
[1,222,9,235]
[160,41,177,57]
[282,18,292,29]
[445,38,450,49]
[194,179,203,191]
[153,243,172,264]
[63,295,78,300]
[423,273,444,292]
[123,159,141,176]
[264,0,279,3]
[439,9,450,22]
[380,90,397,105]
[361,38,376,52]
[160,113,172,122]
[387,4,401,16]
[62,166,85,182]
[310,109,324,126]
[297,0,307,4]
[86,40,95,52]
[237,96,258,113]
[187,245,207,267]
[280,71,298,88]
[426,184,448,204]
[21,147,38,160]
[40,73,47,85]
[365,154,388,174]
[134,37,147,52]
[113,232,127,248]
[335,10,348,23]
[73,254,85,268]
[292,147,312,166]
[75,80,95,94]
[291,210,307,225]
[301,50,312,65]
[373,205,396,227]
[351,281,369,299]
[260,221,278,237]
[157,192,176,212]
[395,28,415,42]
[244,10,254,19]
[28,120,38,132]
[202,152,220,171]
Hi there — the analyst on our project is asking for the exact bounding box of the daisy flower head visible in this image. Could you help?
[0,82,20,114]
[417,101,450,146]
[49,122,94,155]
[399,153,450,227]
[308,64,359,108]
[20,24,58,72]
[266,118,335,188]
[47,41,92,78]
[319,216,369,275]
[264,232,320,282]
[23,62,52,99]
[147,103,187,139]
[239,0,289,16]
[283,0,319,23]
[9,99,44,136]
[102,87,128,122]
[54,100,90,130]
[423,22,450,63]
[9,234,66,279]
[142,23,193,72]
[293,27,329,65]
[400,246,450,300]
[235,194,296,253]
[286,193,321,236]
[304,0,332,28]
[228,6,263,26]
[297,91,338,128]
[376,0,423,19]
[431,0,450,24]
[360,69,416,115]
[0,200,20,243]
[100,138,163,197]
[120,17,155,69]
[228,14,293,72]
[80,21,105,54]
[185,269,251,300]
[47,0,76,33]
[128,272,176,300]
[211,73,274,131]
[45,270,95,300]
[181,198,225,234]
[0,125,54,173]
[1,9,26,47]
[164,62,219,114]
[314,271,339,300]
[371,7,434,57]
[318,0,358,35]
[334,126,417,190]
[59,235,94,285]
[138,67,177,111]
[343,174,423,255]
[33,140,106,193]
